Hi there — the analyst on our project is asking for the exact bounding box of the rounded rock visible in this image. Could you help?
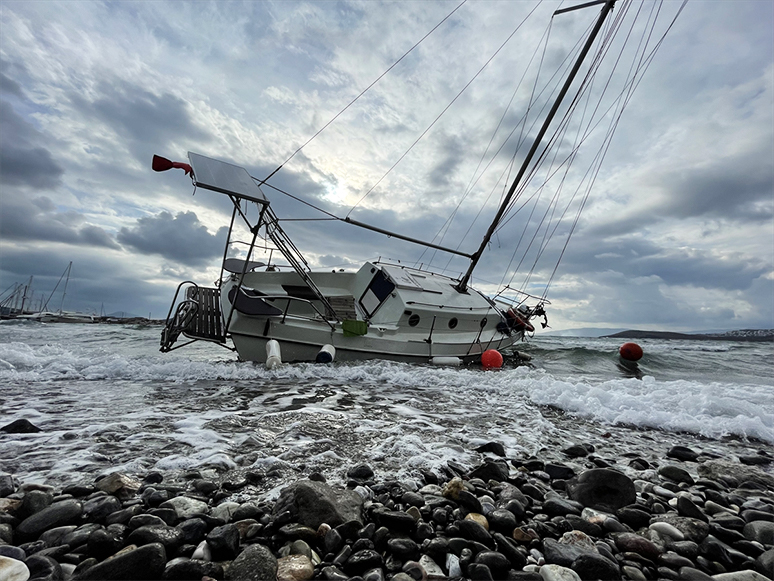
[566,469,636,512]
[0,556,30,581]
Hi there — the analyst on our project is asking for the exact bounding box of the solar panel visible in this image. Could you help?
[187,152,268,204]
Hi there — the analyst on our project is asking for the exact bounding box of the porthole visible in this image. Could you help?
[480,317,488,328]
[448,318,458,329]
[408,314,420,327]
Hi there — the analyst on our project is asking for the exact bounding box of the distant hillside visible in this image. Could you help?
[604,329,774,342]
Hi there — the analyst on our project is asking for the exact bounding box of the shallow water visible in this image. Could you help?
[1,321,772,494]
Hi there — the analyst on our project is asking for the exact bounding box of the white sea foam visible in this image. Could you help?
[1,325,772,489]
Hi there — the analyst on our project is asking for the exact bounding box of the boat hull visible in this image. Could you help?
[229,324,519,364]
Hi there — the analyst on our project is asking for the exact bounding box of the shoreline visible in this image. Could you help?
[602,331,774,343]
[1,439,773,581]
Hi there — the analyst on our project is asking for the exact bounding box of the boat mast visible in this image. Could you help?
[60,261,72,314]
[455,0,616,293]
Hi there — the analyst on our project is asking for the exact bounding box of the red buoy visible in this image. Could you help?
[619,342,643,362]
[482,349,504,369]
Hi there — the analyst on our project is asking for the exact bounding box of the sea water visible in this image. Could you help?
[1,321,772,496]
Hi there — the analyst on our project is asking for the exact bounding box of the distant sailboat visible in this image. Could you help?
[14,262,96,323]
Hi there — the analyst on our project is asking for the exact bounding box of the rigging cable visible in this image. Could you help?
[260,0,468,184]
[541,0,688,298]
[346,1,545,218]
[416,12,554,269]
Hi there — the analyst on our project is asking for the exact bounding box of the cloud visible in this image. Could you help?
[117,210,228,265]
[69,81,211,164]
[0,100,64,189]
[0,195,120,249]
[0,59,24,98]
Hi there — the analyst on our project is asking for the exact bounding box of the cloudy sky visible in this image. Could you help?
[1,0,772,332]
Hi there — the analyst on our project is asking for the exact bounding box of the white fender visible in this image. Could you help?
[430,356,461,366]
[316,344,336,363]
[265,340,282,369]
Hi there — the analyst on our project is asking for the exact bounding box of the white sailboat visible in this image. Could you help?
[154,0,678,364]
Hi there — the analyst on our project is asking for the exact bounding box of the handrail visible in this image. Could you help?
[163,280,199,324]
[238,293,339,331]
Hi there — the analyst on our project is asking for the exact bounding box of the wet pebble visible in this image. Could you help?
[0,441,769,581]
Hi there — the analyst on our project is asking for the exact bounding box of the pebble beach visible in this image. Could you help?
[1,323,772,580]
[1,422,773,581]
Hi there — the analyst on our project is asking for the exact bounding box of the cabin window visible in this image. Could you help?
[359,269,396,318]
[408,314,420,327]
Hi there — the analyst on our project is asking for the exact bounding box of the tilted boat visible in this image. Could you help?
[153,0,678,364]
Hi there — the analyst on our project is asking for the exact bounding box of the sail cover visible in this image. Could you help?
[188,152,268,204]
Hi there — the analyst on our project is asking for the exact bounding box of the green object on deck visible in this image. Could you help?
[343,319,367,337]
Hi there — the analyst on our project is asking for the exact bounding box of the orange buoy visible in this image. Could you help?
[482,349,504,369]
[619,342,643,362]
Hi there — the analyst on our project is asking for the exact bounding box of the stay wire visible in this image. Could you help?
[347,1,545,219]
[417,6,551,268]
[261,0,468,183]
[496,0,632,293]
[542,0,687,298]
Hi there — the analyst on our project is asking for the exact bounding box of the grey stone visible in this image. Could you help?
[105,504,143,525]
[743,521,774,545]
[544,497,582,517]
[177,518,207,545]
[16,500,83,543]
[493,532,526,569]
[613,532,661,560]
[658,551,695,569]
[82,495,122,523]
[651,515,710,543]
[458,489,484,513]
[489,508,518,532]
[543,538,597,567]
[468,562,494,580]
[205,523,240,560]
[387,538,420,561]
[0,546,26,561]
[571,552,621,580]
[1,419,42,433]
[566,469,636,512]
[162,557,224,580]
[754,548,774,578]
[19,490,53,519]
[476,442,506,457]
[545,463,576,481]
[24,554,62,581]
[711,572,772,581]
[273,480,363,529]
[226,543,277,581]
[127,524,184,551]
[469,460,509,482]
[678,566,714,581]
[74,542,166,580]
[158,496,208,520]
[0,473,16,497]
[617,507,651,529]
[659,465,695,485]
[87,528,124,560]
[475,550,510,577]
[458,519,494,547]
[374,509,415,533]
[677,496,708,522]
[128,514,168,529]
[667,446,700,462]
[347,463,374,480]
[345,549,383,576]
